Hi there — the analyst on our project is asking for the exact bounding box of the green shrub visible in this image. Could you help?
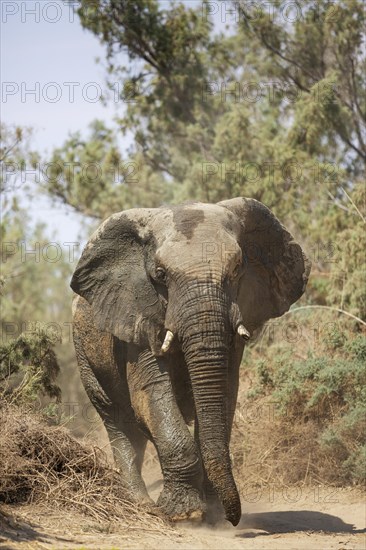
[0,325,61,406]
[241,329,366,485]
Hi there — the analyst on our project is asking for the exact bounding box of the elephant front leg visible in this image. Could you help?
[126,347,205,522]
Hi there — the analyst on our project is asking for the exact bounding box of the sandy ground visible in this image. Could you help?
[1,482,365,550]
[1,440,365,549]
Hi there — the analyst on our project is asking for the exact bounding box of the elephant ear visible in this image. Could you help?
[70,209,166,354]
[219,198,311,332]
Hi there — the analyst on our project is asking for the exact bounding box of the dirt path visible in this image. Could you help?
[1,486,364,550]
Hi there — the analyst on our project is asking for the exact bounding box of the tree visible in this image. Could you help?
[237,0,365,171]
[42,0,365,318]
[45,120,170,220]
[0,125,76,410]
[60,2,362,224]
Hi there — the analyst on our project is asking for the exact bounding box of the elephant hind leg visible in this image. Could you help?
[72,297,151,503]
[79,360,149,498]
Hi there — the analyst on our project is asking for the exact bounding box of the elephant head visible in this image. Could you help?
[70,198,311,525]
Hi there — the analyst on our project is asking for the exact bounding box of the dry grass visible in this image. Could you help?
[231,395,340,491]
[0,405,170,535]
[231,312,366,490]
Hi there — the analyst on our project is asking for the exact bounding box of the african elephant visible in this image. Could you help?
[70,197,311,526]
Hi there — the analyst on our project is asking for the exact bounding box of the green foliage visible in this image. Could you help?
[327,183,366,320]
[41,0,365,320]
[0,325,61,404]
[276,352,365,418]
[0,123,39,194]
[0,124,74,412]
[240,0,365,172]
[244,330,366,484]
[3,2,364,486]
[1,124,73,334]
[45,121,171,220]
[346,334,366,360]
[0,208,72,333]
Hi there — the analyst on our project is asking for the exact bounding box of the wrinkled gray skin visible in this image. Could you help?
[71,198,311,526]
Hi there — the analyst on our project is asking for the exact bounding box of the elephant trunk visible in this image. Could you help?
[178,287,241,526]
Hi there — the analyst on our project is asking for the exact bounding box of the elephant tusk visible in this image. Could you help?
[237,324,250,340]
[161,330,174,353]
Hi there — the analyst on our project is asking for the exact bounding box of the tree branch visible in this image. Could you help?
[281,305,366,327]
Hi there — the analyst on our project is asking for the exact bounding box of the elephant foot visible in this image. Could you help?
[140,499,170,521]
[157,482,206,522]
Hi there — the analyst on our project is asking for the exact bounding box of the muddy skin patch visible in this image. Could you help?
[172,208,205,240]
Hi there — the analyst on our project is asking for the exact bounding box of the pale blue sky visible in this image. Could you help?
[2,0,228,150]
[1,0,121,150]
[1,0,227,245]
[1,1,126,244]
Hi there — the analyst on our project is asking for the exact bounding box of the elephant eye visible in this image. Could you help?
[155,267,166,282]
